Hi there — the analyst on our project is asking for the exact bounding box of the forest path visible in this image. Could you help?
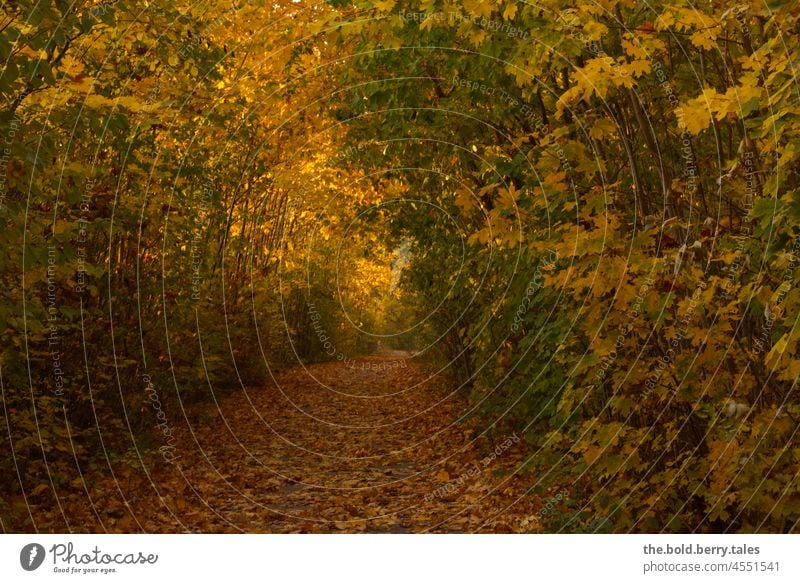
[46,354,541,533]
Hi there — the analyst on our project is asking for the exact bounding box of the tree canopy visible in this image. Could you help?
[2,0,800,533]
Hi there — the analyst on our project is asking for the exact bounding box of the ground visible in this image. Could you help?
[38,353,546,533]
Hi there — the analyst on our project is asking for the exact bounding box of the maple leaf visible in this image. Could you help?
[690,30,717,50]
[455,188,478,213]
[621,39,648,60]
[624,59,652,78]
[679,89,725,135]
[371,0,396,13]
[462,0,494,19]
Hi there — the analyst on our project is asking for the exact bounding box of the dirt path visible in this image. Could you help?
[43,354,543,533]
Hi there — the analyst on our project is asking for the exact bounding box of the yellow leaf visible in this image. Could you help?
[85,94,112,109]
[690,30,717,50]
[584,20,607,41]
[589,117,616,139]
[725,82,762,114]
[624,59,651,78]
[583,445,603,464]
[655,11,675,30]
[496,185,518,210]
[766,334,788,368]
[556,85,584,118]
[455,189,478,212]
[613,66,636,89]
[469,28,488,47]
[543,171,567,192]
[463,0,493,19]
[621,39,648,60]
[678,89,724,135]
[779,142,799,167]
[503,2,517,21]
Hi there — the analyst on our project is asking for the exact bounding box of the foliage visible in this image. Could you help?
[328,0,800,532]
[2,0,800,533]
[0,0,382,529]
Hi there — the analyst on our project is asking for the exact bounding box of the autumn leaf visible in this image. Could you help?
[371,0,396,13]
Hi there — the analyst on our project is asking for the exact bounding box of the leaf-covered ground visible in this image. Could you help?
[36,353,543,533]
